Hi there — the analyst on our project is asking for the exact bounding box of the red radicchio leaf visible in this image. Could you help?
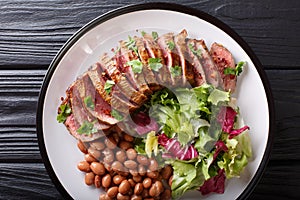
[218,106,250,139]
[228,125,250,139]
[199,169,226,195]
[131,112,159,135]
[158,133,198,160]
[213,141,228,161]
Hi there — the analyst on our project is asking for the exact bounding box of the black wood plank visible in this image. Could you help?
[0,0,299,68]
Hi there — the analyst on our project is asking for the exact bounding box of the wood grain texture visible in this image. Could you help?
[0,0,299,68]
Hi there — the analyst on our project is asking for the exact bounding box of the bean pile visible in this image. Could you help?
[76,127,173,200]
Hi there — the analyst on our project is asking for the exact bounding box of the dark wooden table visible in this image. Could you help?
[0,0,299,199]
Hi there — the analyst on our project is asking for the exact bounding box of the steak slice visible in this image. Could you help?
[118,40,152,96]
[99,53,147,106]
[143,33,172,86]
[192,39,222,88]
[210,42,236,92]
[66,80,109,142]
[87,61,138,115]
[78,74,119,125]
[174,29,193,87]
[186,39,207,86]
[134,36,161,91]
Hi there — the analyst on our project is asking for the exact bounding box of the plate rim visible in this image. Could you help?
[36,2,275,200]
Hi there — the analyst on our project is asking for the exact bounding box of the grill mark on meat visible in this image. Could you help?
[118,40,152,96]
[87,63,111,103]
[99,53,148,106]
[174,29,190,86]
[210,42,236,92]
[157,32,176,86]
[79,74,119,125]
[196,39,222,88]
[143,33,172,86]
[186,39,207,86]
[134,36,161,91]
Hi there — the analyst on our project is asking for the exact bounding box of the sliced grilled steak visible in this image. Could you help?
[134,36,161,91]
[87,62,111,103]
[192,39,222,88]
[174,29,193,86]
[143,33,172,86]
[186,39,207,86]
[78,74,119,125]
[118,40,152,96]
[210,42,236,92]
[99,53,148,106]
[66,81,109,142]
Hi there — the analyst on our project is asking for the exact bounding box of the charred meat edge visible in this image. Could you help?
[194,39,222,88]
[98,53,147,106]
[143,33,172,86]
[134,36,161,91]
[186,39,207,87]
[210,42,236,92]
[118,40,152,96]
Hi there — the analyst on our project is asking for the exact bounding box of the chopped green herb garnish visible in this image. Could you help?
[170,65,182,77]
[111,109,124,121]
[127,60,143,74]
[188,43,201,57]
[149,58,163,72]
[224,61,246,76]
[56,104,72,123]
[152,31,158,40]
[167,41,175,51]
[141,30,146,37]
[77,120,98,135]
[84,96,95,110]
[125,36,138,56]
[104,80,115,94]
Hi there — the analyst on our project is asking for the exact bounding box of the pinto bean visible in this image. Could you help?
[123,133,134,142]
[161,189,172,200]
[107,186,119,198]
[161,165,172,180]
[113,174,126,185]
[94,175,101,188]
[102,174,112,188]
[132,175,142,183]
[131,194,142,200]
[115,150,127,163]
[90,141,105,151]
[148,158,159,172]
[85,153,98,163]
[119,141,132,150]
[126,148,137,160]
[90,162,106,175]
[88,147,101,160]
[116,193,130,200]
[142,178,152,189]
[85,172,95,186]
[124,160,137,169]
[77,161,90,172]
[118,180,131,195]
[168,175,173,187]
[146,171,159,179]
[111,161,124,172]
[77,140,88,154]
[134,183,144,195]
[103,148,114,164]
[149,180,164,197]
[105,136,117,149]
[136,155,149,166]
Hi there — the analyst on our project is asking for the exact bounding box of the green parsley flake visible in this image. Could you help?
[104,80,115,94]
[84,96,95,110]
[170,65,182,77]
[111,109,124,121]
[152,31,158,40]
[77,120,98,135]
[56,104,72,123]
[125,36,138,56]
[127,60,143,74]
[149,58,163,72]
[167,41,175,50]
[224,61,246,76]
[188,43,201,57]
[141,30,146,37]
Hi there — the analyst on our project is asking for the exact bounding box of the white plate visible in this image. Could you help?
[37,3,274,200]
